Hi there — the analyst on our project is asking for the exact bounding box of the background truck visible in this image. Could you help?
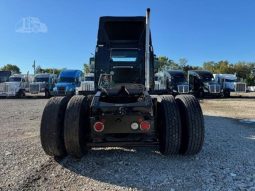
[0,74,27,98]
[214,74,247,97]
[53,70,83,96]
[0,71,12,83]
[76,73,95,95]
[154,70,189,95]
[29,73,57,97]
[188,70,221,98]
[40,9,204,159]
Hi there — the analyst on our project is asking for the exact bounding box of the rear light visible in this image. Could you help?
[131,122,139,130]
[140,121,151,131]
[93,122,104,132]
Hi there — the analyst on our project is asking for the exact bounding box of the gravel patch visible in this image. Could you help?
[0,98,254,191]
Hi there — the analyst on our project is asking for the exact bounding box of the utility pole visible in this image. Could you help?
[32,60,36,75]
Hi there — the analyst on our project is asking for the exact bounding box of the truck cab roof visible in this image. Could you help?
[167,70,186,76]
[189,70,213,78]
[35,73,56,78]
[214,74,237,80]
[59,70,83,78]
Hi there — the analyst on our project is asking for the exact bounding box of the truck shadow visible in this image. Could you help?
[55,115,255,190]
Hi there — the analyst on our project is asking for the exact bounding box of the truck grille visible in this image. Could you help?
[235,83,246,92]
[177,85,189,93]
[81,82,94,91]
[208,84,221,93]
[0,84,8,92]
[29,84,40,93]
[57,87,66,95]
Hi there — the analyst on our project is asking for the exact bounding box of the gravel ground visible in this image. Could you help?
[0,97,255,191]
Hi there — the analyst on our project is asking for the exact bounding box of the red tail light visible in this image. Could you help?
[94,122,104,132]
[140,121,150,131]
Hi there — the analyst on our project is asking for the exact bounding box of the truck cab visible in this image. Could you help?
[166,70,189,95]
[53,70,83,96]
[154,70,189,95]
[214,74,246,97]
[29,73,57,97]
[188,70,221,98]
[76,73,95,95]
[0,74,27,97]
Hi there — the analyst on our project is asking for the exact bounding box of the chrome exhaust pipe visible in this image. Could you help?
[145,8,150,90]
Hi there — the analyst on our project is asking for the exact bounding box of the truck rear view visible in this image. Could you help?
[40,9,204,159]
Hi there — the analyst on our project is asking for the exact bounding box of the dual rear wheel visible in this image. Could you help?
[158,95,204,155]
[40,95,90,158]
[40,94,204,158]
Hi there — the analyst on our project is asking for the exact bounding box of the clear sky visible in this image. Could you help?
[0,0,255,73]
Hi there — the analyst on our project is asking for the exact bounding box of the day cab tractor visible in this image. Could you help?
[0,74,27,98]
[40,9,204,158]
[29,73,57,98]
[188,70,221,98]
[76,73,95,95]
[53,69,83,96]
[155,70,189,96]
[214,73,246,97]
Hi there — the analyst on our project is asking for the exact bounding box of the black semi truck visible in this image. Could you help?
[40,9,204,158]
[0,71,11,83]
[188,70,221,98]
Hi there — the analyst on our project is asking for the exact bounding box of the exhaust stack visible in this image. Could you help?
[145,8,150,90]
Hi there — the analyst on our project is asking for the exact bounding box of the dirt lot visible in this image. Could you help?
[0,95,255,191]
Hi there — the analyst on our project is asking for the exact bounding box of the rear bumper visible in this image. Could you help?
[90,98,156,142]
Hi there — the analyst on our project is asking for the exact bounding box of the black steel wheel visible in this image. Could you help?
[40,96,70,157]
[157,95,182,155]
[175,95,204,155]
[64,95,90,158]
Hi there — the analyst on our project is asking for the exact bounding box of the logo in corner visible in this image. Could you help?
[15,17,48,33]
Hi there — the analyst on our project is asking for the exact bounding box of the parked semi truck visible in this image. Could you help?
[76,73,95,95]
[29,73,57,97]
[0,74,27,98]
[214,74,246,97]
[40,9,204,158]
[188,70,221,98]
[154,70,189,95]
[53,70,83,96]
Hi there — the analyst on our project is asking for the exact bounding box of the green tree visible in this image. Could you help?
[1,64,21,74]
[203,61,216,73]
[35,65,42,74]
[156,56,179,71]
[178,58,188,69]
[83,63,90,74]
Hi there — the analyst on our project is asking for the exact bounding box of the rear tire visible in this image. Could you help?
[64,95,90,158]
[16,89,25,98]
[45,89,51,98]
[40,96,70,157]
[157,95,182,155]
[224,90,230,98]
[175,95,204,155]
